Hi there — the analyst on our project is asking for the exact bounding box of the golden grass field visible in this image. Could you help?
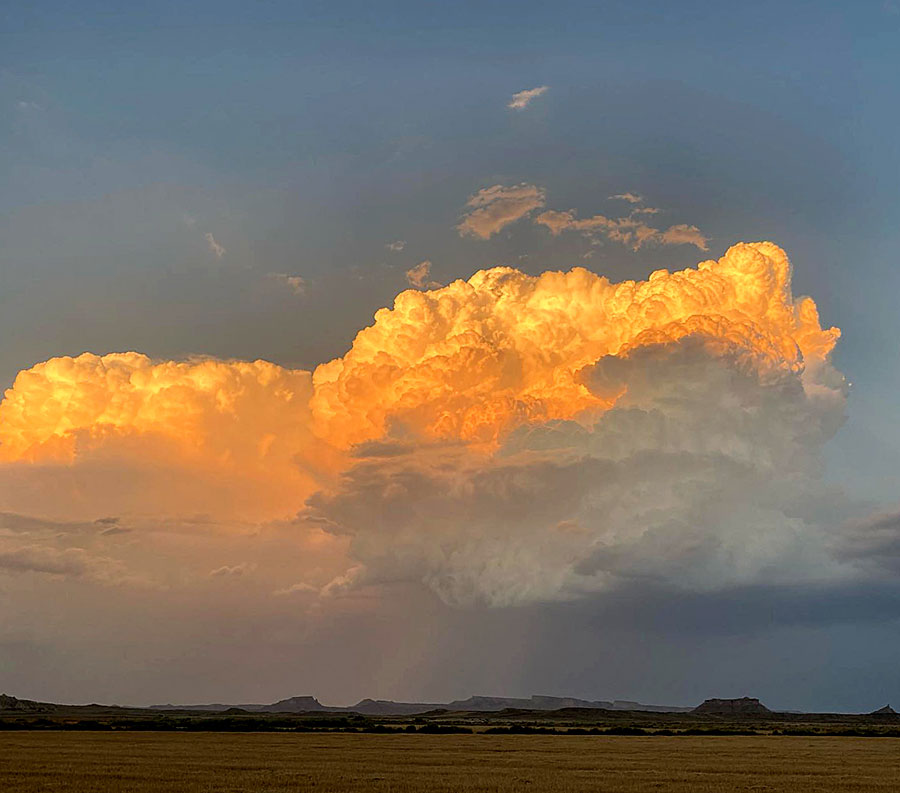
[2,732,899,792]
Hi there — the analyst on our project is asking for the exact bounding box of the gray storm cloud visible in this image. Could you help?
[307,328,848,606]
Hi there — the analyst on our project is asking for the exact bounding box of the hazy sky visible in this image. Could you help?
[2,1,900,711]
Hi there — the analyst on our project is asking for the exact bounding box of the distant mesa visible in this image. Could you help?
[259,696,327,713]
[870,705,897,716]
[149,693,692,716]
[692,697,773,715]
[0,694,50,713]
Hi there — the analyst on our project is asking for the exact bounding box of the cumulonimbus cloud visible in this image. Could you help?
[457,183,546,239]
[0,242,850,605]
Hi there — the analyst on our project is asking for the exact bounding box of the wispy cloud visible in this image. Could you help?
[534,192,709,251]
[386,240,406,252]
[508,86,549,110]
[457,183,546,239]
[268,272,306,295]
[273,581,319,596]
[609,192,660,215]
[205,232,226,259]
[209,563,252,578]
[609,192,643,204]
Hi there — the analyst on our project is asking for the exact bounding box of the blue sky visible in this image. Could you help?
[2,1,900,708]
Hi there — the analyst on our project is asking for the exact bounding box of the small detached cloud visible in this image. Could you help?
[534,191,709,251]
[657,224,710,249]
[209,563,253,578]
[609,192,644,204]
[268,273,306,296]
[386,240,406,252]
[205,232,226,259]
[609,193,660,215]
[508,86,549,110]
[457,183,546,239]
[405,260,442,290]
[274,581,319,597]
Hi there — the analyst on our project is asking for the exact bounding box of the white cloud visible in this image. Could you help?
[308,331,847,606]
[386,240,406,252]
[302,243,847,606]
[457,183,546,239]
[508,86,549,110]
[205,232,226,259]
[268,272,307,295]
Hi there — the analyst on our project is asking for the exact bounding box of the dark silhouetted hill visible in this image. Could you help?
[259,696,328,713]
[150,693,690,715]
[0,694,52,713]
[692,697,772,715]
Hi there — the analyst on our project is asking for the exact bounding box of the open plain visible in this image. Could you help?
[2,732,900,793]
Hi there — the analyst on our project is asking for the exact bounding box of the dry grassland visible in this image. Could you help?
[2,732,898,792]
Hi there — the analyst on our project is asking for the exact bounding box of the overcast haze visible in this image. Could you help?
[2,0,900,712]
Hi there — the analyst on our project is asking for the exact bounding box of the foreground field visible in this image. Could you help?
[2,733,900,792]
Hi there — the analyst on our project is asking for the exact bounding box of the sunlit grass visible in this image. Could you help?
[2,733,900,792]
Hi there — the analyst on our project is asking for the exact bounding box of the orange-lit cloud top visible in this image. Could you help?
[0,354,313,464]
[0,355,329,520]
[311,241,838,447]
[0,241,849,603]
[1,242,837,461]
